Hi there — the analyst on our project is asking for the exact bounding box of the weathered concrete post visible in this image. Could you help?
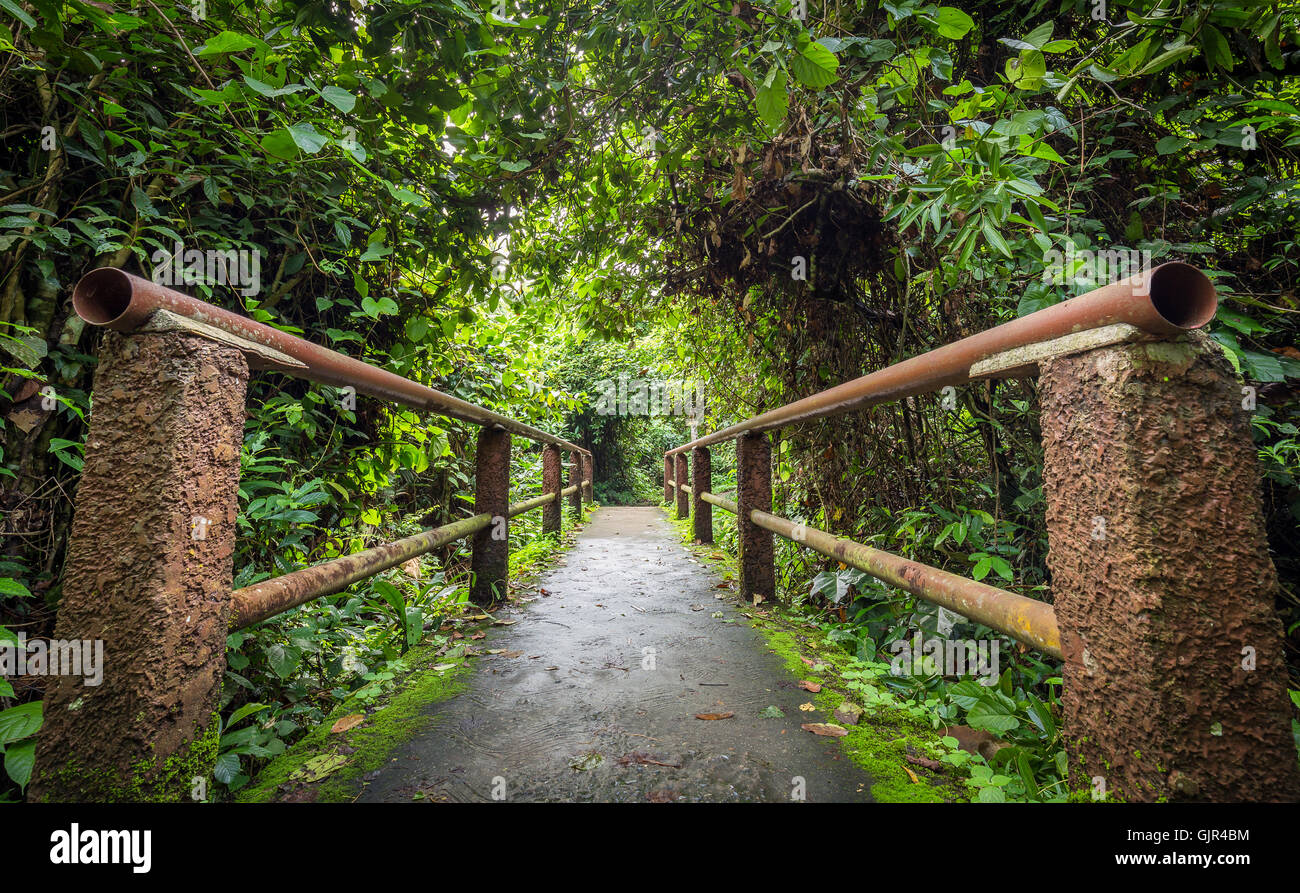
[470,427,510,606]
[737,432,775,604]
[31,331,248,802]
[674,453,689,520]
[692,446,712,544]
[541,443,562,534]
[583,453,594,502]
[568,450,583,521]
[1040,333,1300,802]
[664,454,673,503]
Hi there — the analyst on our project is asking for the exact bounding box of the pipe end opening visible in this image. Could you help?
[72,268,134,327]
[1147,262,1218,330]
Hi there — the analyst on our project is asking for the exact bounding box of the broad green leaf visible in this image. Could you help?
[4,739,35,789]
[0,577,31,598]
[934,7,975,39]
[0,701,43,747]
[197,30,261,56]
[320,86,356,112]
[755,68,789,130]
[260,128,298,160]
[790,42,839,89]
[288,122,328,154]
[0,0,36,28]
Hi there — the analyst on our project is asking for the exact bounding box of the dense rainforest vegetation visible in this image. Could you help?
[2,0,1299,802]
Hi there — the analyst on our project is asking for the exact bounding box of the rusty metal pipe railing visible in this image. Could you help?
[508,490,559,519]
[234,479,583,627]
[701,491,738,514]
[231,513,493,629]
[72,268,591,457]
[667,263,1216,454]
[747,508,1061,657]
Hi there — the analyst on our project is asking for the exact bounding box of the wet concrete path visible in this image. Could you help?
[359,506,873,803]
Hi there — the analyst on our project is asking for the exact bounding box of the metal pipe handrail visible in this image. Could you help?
[748,509,1060,656]
[701,491,738,513]
[666,263,1216,455]
[72,268,591,457]
[690,490,1060,656]
[232,482,577,628]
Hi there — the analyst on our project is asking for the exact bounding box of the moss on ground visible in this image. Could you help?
[664,505,970,803]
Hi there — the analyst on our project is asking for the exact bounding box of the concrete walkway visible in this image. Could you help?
[359,506,873,802]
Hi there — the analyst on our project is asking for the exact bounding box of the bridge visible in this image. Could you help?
[28,263,1300,803]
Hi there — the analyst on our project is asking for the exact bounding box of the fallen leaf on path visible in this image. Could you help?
[330,714,365,734]
[801,723,849,738]
[694,712,734,720]
[646,789,678,802]
[798,680,822,693]
[905,766,920,784]
[469,632,485,640]
[289,753,349,783]
[493,619,516,626]
[569,752,603,771]
[759,705,785,718]
[834,702,864,725]
[798,702,817,712]
[905,754,944,771]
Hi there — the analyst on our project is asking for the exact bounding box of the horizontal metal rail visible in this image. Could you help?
[232,486,569,629]
[701,491,738,514]
[695,491,1060,656]
[667,263,1216,454]
[72,268,590,457]
[754,509,1060,656]
[508,491,559,518]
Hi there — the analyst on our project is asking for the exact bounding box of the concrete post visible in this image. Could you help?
[1039,333,1300,802]
[541,443,561,534]
[568,450,583,521]
[31,331,249,802]
[737,432,775,604]
[664,454,673,503]
[674,453,689,520]
[583,453,594,502]
[692,446,712,544]
[470,427,510,606]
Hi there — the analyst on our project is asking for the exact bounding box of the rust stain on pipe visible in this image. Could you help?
[748,509,1061,657]
[73,269,591,456]
[231,513,492,629]
[668,263,1216,454]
